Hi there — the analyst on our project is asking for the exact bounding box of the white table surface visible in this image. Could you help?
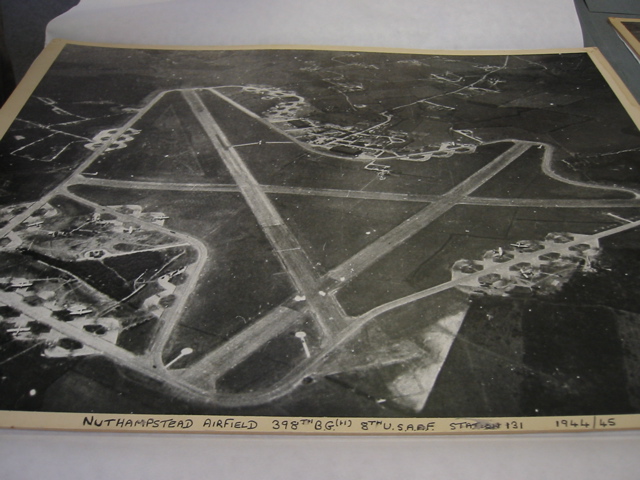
[2,428,640,480]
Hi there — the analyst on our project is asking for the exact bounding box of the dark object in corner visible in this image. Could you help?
[0,4,16,105]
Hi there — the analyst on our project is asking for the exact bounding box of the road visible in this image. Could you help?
[353,217,640,324]
[206,87,390,163]
[180,306,305,390]
[182,89,349,336]
[73,174,640,209]
[326,141,533,282]
[59,189,210,369]
[210,217,640,408]
[0,290,204,397]
[0,91,172,240]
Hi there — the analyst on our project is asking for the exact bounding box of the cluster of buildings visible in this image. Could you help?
[452,232,600,297]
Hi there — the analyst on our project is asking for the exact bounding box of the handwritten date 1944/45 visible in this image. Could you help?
[554,417,616,429]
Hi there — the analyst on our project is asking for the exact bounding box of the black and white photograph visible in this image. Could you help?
[610,17,640,60]
[1,41,640,430]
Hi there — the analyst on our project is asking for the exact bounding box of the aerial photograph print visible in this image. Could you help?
[1,42,640,427]
[610,17,640,59]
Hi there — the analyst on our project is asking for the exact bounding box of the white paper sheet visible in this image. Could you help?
[45,0,584,50]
